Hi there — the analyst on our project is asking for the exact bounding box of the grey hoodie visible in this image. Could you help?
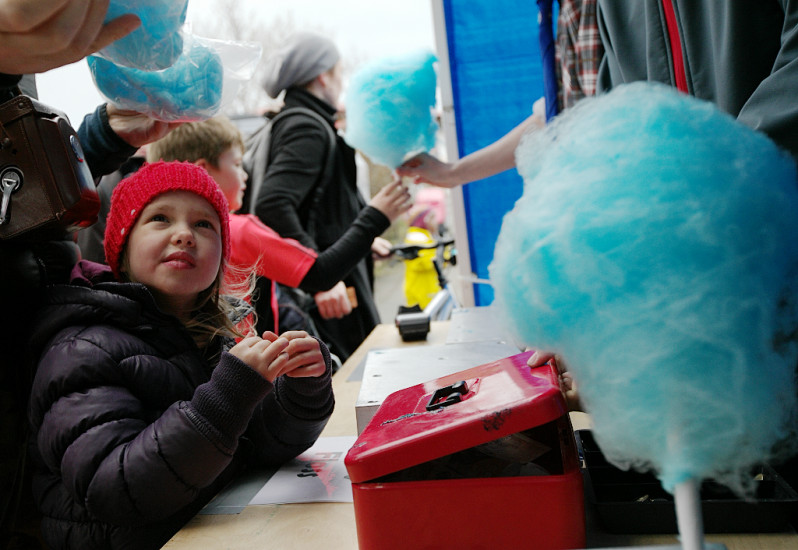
[597,0,798,159]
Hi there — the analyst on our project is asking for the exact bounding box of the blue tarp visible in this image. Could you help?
[442,0,546,304]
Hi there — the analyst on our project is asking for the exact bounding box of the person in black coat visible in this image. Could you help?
[254,32,401,363]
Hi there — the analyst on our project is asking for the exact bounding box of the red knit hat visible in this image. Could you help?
[104,160,230,278]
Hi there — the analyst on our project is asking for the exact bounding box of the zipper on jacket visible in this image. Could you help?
[661,0,688,93]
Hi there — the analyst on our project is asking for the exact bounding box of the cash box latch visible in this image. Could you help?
[426,381,469,411]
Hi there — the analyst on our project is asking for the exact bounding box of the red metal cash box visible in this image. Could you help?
[344,351,585,550]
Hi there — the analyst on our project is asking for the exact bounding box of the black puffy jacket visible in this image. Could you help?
[27,261,334,549]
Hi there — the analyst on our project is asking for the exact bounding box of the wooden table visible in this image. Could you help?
[165,322,797,549]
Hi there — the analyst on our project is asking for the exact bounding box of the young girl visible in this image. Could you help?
[27,161,334,550]
[145,116,412,339]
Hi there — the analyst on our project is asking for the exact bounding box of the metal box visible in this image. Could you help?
[345,352,586,550]
[354,340,520,433]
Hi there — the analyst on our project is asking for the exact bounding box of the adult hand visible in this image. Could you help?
[528,350,583,412]
[368,178,413,222]
[396,153,459,188]
[105,103,182,148]
[314,281,352,320]
[370,236,392,259]
[0,1,141,74]
[230,330,326,383]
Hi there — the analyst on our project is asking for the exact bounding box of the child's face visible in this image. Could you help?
[123,190,223,317]
[204,146,247,212]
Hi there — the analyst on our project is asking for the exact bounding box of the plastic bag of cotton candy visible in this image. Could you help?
[490,81,798,544]
[89,34,261,122]
[343,50,438,169]
[96,0,190,71]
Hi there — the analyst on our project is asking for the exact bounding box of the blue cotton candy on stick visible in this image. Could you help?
[88,36,224,122]
[490,82,798,496]
[99,0,188,70]
[344,50,438,169]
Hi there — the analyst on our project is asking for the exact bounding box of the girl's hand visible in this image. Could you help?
[276,330,328,379]
[230,331,326,382]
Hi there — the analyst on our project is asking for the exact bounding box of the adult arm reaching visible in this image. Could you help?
[397,106,544,187]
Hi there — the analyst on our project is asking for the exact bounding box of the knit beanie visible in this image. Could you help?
[104,160,230,278]
[262,32,340,98]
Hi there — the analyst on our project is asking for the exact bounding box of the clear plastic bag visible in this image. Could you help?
[88,35,262,122]
[96,0,190,71]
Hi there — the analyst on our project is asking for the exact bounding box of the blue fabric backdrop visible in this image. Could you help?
[442,0,545,304]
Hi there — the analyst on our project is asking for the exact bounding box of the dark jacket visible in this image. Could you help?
[27,261,334,550]
[1,78,140,548]
[596,0,798,159]
[253,87,381,361]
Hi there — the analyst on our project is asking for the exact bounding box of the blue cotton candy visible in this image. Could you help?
[490,82,798,495]
[344,50,438,169]
[88,36,224,122]
[99,0,188,70]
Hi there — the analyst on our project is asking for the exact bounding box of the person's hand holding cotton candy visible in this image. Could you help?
[490,82,798,549]
[343,49,438,169]
[97,0,188,71]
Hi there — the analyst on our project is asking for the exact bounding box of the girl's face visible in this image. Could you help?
[123,190,223,319]
[203,146,247,212]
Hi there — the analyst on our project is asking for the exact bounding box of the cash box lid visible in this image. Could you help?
[345,351,567,483]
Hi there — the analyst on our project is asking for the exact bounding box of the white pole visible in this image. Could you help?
[428,0,476,307]
[674,478,705,550]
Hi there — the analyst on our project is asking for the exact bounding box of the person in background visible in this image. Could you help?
[532,1,798,394]
[27,161,334,550]
[254,31,400,362]
[595,0,798,161]
[146,116,412,340]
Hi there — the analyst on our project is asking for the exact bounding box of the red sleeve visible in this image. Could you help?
[229,214,318,287]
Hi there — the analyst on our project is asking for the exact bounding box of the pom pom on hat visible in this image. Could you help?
[261,32,340,98]
[104,161,230,278]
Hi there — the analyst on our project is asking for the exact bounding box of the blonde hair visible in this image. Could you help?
[147,116,245,167]
[184,261,256,353]
[118,238,257,357]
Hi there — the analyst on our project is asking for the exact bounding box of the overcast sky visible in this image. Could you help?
[36,0,438,124]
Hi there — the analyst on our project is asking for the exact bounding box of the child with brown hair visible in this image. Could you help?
[146,116,412,342]
[27,161,334,549]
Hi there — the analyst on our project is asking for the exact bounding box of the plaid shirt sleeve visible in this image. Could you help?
[555,0,604,110]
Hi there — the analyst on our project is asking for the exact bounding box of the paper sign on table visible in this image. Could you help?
[249,436,357,504]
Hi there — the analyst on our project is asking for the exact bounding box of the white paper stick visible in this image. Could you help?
[675,478,704,550]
